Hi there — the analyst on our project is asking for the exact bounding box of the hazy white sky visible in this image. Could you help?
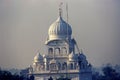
[0,0,120,69]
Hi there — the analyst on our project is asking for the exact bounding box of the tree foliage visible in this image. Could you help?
[0,69,34,80]
[1,64,120,80]
[92,65,120,80]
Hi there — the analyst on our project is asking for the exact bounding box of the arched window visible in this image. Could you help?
[62,47,67,54]
[50,63,57,71]
[74,63,77,69]
[58,63,61,70]
[55,47,60,55]
[48,48,53,54]
[62,62,67,70]
[70,63,73,70]
[47,65,49,70]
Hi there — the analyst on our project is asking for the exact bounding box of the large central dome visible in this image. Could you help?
[48,16,72,41]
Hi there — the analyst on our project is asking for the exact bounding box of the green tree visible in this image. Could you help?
[102,65,120,80]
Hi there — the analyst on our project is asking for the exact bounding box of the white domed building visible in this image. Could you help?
[29,6,92,80]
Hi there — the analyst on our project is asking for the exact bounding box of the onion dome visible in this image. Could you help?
[68,52,75,61]
[34,53,43,63]
[48,15,72,41]
[79,54,86,60]
[78,49,86,60]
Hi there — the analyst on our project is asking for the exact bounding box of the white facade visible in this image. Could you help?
[29,8,92,80]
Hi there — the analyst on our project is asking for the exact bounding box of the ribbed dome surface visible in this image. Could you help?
[48,16,72,40]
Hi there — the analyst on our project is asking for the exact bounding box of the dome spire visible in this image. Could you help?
[59,2,63,17]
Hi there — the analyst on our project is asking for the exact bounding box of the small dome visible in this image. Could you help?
[79,53,86,60]
[48,16,72,41]
[68,53,75,61]
[34,53,43,62]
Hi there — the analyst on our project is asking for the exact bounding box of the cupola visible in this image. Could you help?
[47,5,72,42]
[34,53,43,63]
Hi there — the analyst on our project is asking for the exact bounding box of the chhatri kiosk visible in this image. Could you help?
[29,6,92,80]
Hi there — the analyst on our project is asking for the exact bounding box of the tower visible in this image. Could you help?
[78,50,92,80]
[29,5,92,80]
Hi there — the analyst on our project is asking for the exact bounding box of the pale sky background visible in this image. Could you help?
[0,0,120,69]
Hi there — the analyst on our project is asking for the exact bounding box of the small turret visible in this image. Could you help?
[78,49,92,80]
[68,52,75,61]
[34,52,43,63]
